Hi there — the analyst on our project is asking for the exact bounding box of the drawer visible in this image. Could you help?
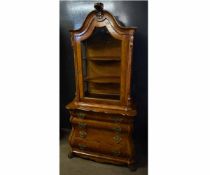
[71,137,128,157]
[71,126,130,157]
[74,126,127,144]
[71,117,132,133]
[70,110,133,124]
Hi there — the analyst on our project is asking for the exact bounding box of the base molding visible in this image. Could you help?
[72,148,134,166]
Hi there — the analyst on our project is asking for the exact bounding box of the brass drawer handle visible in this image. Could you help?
[78,122,87,129]
[113,126,121,133]
[78,143,87,150]
[113,135,122,144]
[77,112,86,119]
[79,131,87,138]
[111,117,123,123]
[112,150,121,157]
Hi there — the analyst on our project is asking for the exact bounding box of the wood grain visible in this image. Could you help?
[66,3,137,168]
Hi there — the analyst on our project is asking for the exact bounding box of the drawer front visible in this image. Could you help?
[71,110,133,124]
[71,117,131,133]
[71,127,129,157]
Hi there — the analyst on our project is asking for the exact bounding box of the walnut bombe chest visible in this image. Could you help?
[66,3,137,168]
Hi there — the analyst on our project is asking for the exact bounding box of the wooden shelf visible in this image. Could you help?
[88,92,120,96]
[84,57,121,61]
[84,76,120,83]
[85,92,120,100]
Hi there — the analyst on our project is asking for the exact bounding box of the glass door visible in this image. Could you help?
[81,27,122,100]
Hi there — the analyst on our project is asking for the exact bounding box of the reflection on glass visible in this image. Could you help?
[81,27,121,100]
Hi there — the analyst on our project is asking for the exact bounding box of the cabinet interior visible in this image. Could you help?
[81,27,122,100]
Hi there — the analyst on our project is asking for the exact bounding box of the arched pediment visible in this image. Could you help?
[70,3,136,41]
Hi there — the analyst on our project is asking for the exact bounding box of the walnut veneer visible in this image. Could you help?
[66,2,137,169]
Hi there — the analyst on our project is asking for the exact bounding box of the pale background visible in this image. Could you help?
[0,0,210,175]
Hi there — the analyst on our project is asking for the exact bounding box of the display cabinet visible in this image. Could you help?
[66,2,137,169]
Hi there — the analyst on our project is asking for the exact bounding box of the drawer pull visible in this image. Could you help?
[79,131,87,138]
[78,122,87,129]
[112,150,121,157]
[113,126,121,133]
[113,135,122,144]
[78,143,87,150]
[111,117,123,123]
[77,112,86,119]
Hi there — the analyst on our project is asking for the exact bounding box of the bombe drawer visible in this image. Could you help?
[70,121,132,157]
[70,110,133,124]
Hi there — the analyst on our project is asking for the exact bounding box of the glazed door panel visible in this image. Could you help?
[80,27,122,100]
[70,3,136,106]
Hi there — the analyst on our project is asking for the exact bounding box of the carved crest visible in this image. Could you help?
[94,2,104,20]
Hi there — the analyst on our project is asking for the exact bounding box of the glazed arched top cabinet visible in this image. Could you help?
[66,3,137,169]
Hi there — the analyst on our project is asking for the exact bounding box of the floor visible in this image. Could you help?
[60,129,147,175]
